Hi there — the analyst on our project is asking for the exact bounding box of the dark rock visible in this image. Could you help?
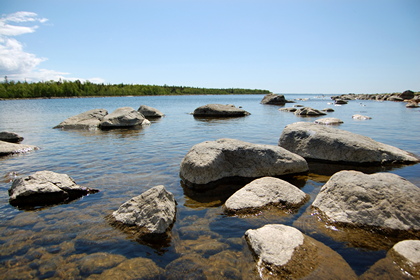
[0,132,24,143]
[261,94,292,105]
[193,104,250,117]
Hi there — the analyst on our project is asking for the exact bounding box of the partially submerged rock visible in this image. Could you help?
[279,122,419,164]
[245,224,357,279]
[0,131,23,143]
[294,107,327,116]
[100,107,150,128]
[180,138,308,189]
[8,171,99,207]
[314,117,343,125]
[111,185,176,238]
[138,105,164,118]
[193,104,250,117]
[260,93,292,105]
[224,177,308,214]
[334,99,348,104]
[312,171,420,232]
[0,140,39,156]
[278,107,297,112]
[54,109,108,129]
[352,114,372,120]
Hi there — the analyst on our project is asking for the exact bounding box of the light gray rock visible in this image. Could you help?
[278,107,297,112]
[279,122,419,164]
[112,185,176,235]
[406,102,419,108]
[193,104,250,117]
[138,105,164,118]
[180,138,308,188]
[224,177,308,214]
[8,171,99,207]
[294,107,327,116]
[0,140,39,156]
[312,171,420,231]
[314,117,343,125]
[393,240,420,264]
[352,114,372,120]
[0,131,23,143]
[261,93,291,105]
[54,109,108,129]
[100,107,150,128]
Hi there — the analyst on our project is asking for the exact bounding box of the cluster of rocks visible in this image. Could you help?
[332,90,420,108]
[0,131,39,156]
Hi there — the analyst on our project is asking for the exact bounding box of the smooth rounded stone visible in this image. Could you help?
[0,131,23,143]
[314,117,343,125]
[245,224,357,279]
[8,170,99,207]
[278,107,297,112]
[79,252,126,275]
[224,177,308,214]
[54,109,108,129]
[312,171,420,231]
[0,140,39,156]
[192,104,250,117]
[360,240,420,279]
[352,114,372,120]
[294,107,327,116]
[180,138,309,188]
[279,122,419,164]
[100,107,149,128]
[137,105,164,118]
[112,185,176,235]
[260,93,290,105]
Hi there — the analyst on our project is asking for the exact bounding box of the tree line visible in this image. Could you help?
[0,78,271,99]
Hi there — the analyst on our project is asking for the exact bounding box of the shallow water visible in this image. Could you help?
[0,94,419,279]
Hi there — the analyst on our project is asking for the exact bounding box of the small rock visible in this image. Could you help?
[352,114,372,120]
[278,107,297,112]
[193,104,250,117]
[0,131,24,143]
[138,105,164,118]
[294,107,327,116]
[322,108,335,112]
[314,117,343,125]
[334,99,348,104]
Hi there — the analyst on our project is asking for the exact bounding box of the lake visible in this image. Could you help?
[0,94,419,279]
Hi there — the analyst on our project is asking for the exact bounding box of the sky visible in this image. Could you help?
[0,0,419,94]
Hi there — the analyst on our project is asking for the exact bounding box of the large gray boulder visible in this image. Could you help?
[294,107,327,116]
[260,94,290,105]
[224,177,308,214]
[138,105,164,118]
[0,140,39,156]
[279,122,419,164]
[245,224,357,279]
[0,131,23,143]
[112,185,176,235]
[100,107,150,128]
[54,109,108,129]
[312,171,420,231]
[193,104,250,117]
[9,171,99,207]
[180,138,308,189]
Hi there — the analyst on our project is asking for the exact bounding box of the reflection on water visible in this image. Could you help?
[0,94,419,278]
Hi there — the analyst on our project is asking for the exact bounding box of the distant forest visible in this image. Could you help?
[0,78,271,99]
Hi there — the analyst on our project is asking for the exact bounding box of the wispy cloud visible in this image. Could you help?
[0,11,104,83]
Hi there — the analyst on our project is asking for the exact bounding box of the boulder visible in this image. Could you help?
[180,138,308,189]
[245,224,357,279]
[360,240,420,279]
[260,93,289,105]
[294,107,327,116]
[352,114,372,120]
[398,90,415,100]
[54,109,108,129]
[8,171,99,207]
[112,185,176,235]
[0,140,39,156]
[224,177,308,214]
[314,117,343,125]
[0,131,23,143]
[138,105,164,118]
[192,104,250,117]
[279,122,419,164]
[100,107,150,128]
[312,171,420,231]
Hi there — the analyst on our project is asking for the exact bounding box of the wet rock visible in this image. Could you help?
[294,107,327,116]
[8,171,99,207]
[360,240,420,279]
[261,93,291,105]
[245,224,357,279]
[0,132,23,143]
[224,177,308,214]
[138,105,164,118]
[352,114,372,120]
[180,138,308,189]
[79,252,126,275]
[54,109,108,129]
[0,140,39,156]
[193,104,250,117]
[176,235,229,256]
[314,117,343,125]
[111,185,176,236]
[279,122,419,164]
[312,171,420,232]
[165,254,208,280]
[100,107,150,128]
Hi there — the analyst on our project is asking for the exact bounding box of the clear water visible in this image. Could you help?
[0,94,419,278]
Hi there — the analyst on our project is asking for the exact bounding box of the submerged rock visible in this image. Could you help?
[193,104,250,117]
[180,138,308,189]
[138,105,164,118]
[314,117,343,125]
[0,140,39,156]
[312,171,420,232]
[54,109,108,129]
[294,107,327,116]
[8,171,99,207]
[0,131,24,143]
[279,122,419,164]
[100,107,150,128]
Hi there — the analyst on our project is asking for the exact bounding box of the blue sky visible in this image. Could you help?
[1,0,419,94]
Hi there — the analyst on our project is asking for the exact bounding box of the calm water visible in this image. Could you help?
[0,94,419,279]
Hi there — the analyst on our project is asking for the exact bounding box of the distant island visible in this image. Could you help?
[0,78,271,99]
